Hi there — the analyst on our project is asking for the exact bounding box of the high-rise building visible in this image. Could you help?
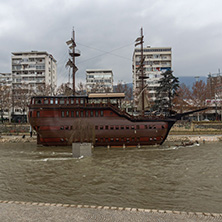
[11,51,57,93]
[10,51,57,122]
[132,46,172,106]
[86,69,114,93]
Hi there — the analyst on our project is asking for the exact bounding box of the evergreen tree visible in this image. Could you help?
[154,70,179,116]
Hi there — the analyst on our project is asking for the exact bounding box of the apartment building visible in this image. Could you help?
[132,46,172,105]
[86,69,113,93]
[11,51,57,93]
[10,51,57,122]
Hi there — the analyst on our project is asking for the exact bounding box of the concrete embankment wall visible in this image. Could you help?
[171,121,222,133]
[0,124,30,135]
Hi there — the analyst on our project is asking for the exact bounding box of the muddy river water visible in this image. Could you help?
[0,141,222,213]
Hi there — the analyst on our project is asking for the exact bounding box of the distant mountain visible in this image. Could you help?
[114,76,207,91]
[177,76,207,88]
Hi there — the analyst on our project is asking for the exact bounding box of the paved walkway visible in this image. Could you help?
[0,200,221,222]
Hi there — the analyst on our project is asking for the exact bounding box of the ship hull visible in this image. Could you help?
[28,110,176,147]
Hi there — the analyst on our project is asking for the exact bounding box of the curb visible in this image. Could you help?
[0,200,221,218]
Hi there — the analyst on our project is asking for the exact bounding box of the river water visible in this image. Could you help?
[0,141,222,213]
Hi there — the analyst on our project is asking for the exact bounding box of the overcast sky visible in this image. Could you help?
[1,0,222,86]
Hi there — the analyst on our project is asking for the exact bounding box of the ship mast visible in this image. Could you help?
[66,28,80,95]
[135,27,147,116]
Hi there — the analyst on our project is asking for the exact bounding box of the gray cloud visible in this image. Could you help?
[1,0,222,85]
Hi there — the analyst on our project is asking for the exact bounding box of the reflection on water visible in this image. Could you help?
[0,142,222,213]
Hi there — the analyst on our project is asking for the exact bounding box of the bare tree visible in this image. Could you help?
[56,83,73,96]
[0,85,11,122]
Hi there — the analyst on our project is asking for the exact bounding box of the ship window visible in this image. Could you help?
[127,138,130,142]
[116,138,119,142]
[150,137,153,141]
[126,126,129,130]
[121,126,124,130]
[44,99,49,104]
[115,126,119,130]
[36,99,42,104]
[85,111,89,117]
[136,125,140,130]
[60,126,64,130]
[100,111,104,116]
[65,126,69,130]
[60,98,65,104]
[153,126,156,129]
[30,111,32,117]
[61,111,65,117]
[66,111,69,117]
[100,126,104,130]
[110,126,114,130]
[90,111,93,117]
[132,137,135,142]
[71,98,74,104]
[111,138,114,142]
[71,111,74,117]
[145,125,148,129]
[55,98,58,104]
[149,126,152,129]
[80,99,84,104]
[76,111,79,117]
[154,137,157,141]
[131,126,135,129]
[81,111,84,117]
[95,126,98,130]
[105,125,108,130]
[50,98,54,104]
[76,99,79,104]
[37,111,40,117]
[95,111,99,117]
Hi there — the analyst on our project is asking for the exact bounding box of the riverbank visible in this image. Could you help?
[0,200,221,222]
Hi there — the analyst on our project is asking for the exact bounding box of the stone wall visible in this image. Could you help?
[172,121,222,132]
[0,124,30,135]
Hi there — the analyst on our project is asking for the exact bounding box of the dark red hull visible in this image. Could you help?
[28,96,177,147]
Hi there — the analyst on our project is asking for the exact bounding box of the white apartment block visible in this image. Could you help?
[11,51,57,93]
[132,46,172,104]
[86,69,114,93]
